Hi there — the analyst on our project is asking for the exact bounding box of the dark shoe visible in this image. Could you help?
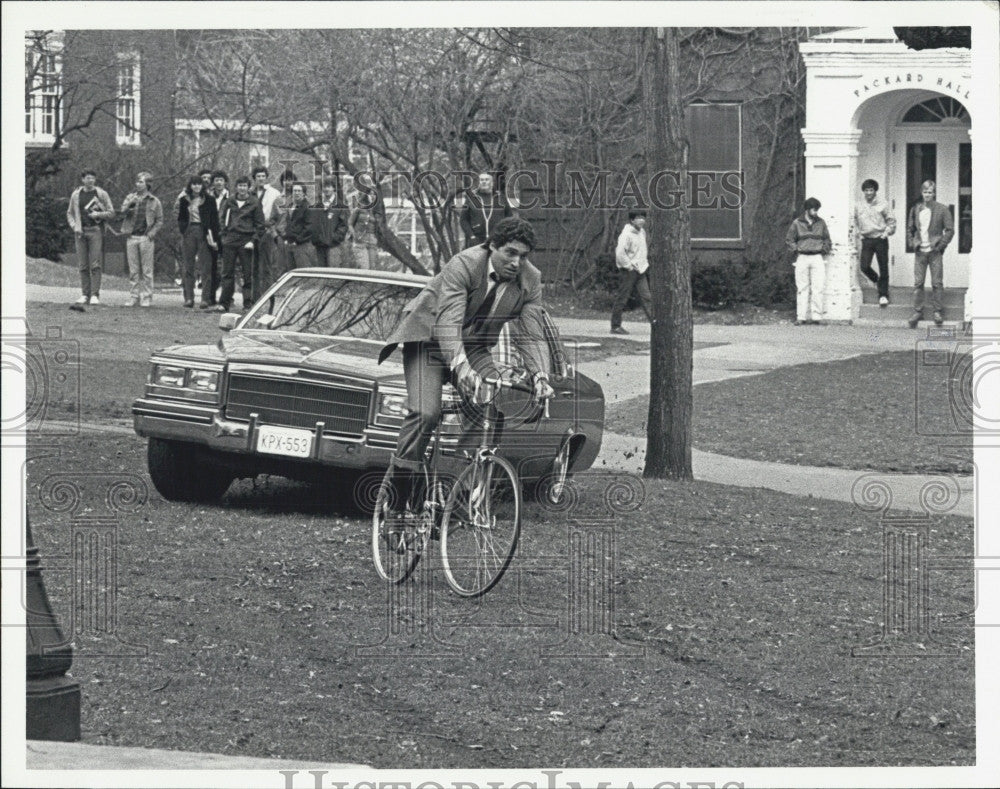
[794,320,805,326]
[214,304,229,313]
[933,311,944,326]
[610,326,630,335]
[198,302,211,310]
[908,312,921,329]
[183,300,195,308]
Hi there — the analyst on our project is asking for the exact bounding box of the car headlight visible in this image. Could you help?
[188,369,219,392]
[152,365,186,387]
[377,393,408,418]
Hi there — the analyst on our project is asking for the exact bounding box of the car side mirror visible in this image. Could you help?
[218,313,240,331]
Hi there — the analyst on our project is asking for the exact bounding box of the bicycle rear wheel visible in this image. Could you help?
[371,468,428,583]
[440,454,521,597]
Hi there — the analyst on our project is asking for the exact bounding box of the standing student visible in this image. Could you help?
[177,176,220,308]
[906,180,954,328]
[313,182,350,266]
[283,182,319,269]
[217,176,265,312]
[120,172,164,308]
[66,169,115,306]
[785,197,831,325]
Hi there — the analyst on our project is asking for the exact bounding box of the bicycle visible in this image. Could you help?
[371,369,548,597]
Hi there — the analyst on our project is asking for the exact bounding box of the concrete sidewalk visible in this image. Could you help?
[26,739,366,770]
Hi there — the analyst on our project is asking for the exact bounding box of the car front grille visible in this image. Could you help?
[225,373,371,436]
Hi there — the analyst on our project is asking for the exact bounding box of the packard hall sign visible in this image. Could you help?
[853,73,970,100]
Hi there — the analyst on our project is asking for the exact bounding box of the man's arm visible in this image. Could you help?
[821,221,832,255]
[146,198,164,239]
[883,203,896,236]
[67,189,80,232]
[433,258,475,368]
[784,221,799,254]
[331,208,349,245]
[938,205,955,249]
[459,205,474,241]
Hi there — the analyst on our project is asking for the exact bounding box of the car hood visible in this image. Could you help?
[158,331,407,387]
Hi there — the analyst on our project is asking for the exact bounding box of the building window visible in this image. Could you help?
[901,97,969,125]
[116,52,141,146]
[25,33,63,145]
[685,102,742,241]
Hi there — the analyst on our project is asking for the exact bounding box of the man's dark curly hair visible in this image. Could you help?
[487,217,536,251]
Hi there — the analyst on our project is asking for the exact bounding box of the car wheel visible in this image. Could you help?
[147,438,233,503]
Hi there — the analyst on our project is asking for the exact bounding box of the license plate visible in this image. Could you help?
[256,425,313,458]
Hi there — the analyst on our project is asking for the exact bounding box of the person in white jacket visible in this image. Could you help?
[610,209,653,335]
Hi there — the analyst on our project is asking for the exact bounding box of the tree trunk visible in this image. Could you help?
[643,28,694,480]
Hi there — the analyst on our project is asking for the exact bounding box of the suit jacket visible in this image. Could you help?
[378,245,546,376]
[907,200,954,252]
[459,192,513,246]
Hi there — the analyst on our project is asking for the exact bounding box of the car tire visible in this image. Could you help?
[147,438,234,503]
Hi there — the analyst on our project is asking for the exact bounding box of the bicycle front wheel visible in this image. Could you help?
[440,454,522,597]
[371,469,427,584]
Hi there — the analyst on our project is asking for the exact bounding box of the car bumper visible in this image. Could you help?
[132,397,425,470]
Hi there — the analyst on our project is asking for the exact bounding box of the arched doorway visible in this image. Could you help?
[889,96,971,288]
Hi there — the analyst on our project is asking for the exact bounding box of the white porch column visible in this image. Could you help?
[801,129,863,322]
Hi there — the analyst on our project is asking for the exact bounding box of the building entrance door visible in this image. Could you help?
[889,126,972,288]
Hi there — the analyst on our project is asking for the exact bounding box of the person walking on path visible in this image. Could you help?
[610,209,653,335]
[177,176,220,308]
[459,172,513,248]
[217,176,265,313]
[785,197,831,325]
[854,178,896,306]
[313,182,350,266]
[66,169,115,306]
[907,180,954,328]
[283,182,319,270]
[119,172,163,308]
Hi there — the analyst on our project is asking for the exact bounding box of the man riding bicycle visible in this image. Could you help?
[377,217,555,513]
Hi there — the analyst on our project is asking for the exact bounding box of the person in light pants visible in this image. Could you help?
[119,172,164,307]
[785,197,832,325]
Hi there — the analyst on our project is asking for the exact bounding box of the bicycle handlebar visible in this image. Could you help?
[480,374,552,418]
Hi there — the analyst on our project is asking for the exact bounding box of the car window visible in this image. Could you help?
[245,277,416,341]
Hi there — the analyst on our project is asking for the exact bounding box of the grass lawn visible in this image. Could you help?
[27,432,974,768]
[605,352,974,475]
[26,255,135,290]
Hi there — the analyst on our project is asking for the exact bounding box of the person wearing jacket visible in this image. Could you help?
[177,175,221,308]
[217,176,265,312]
[313,182,350,266]
[853,178,896,306]
[610,209,653,335]
[377,218,553,512]
[66,169,115,306]
[251,166,284,302]
[906,180,954,328]
[459,172,513,248]
[119,172,164,308]
[785,197,832,325]
[283,182,319,269]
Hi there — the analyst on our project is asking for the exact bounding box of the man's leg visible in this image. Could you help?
[253,237,274,302]
[873,238,890,299]
[928,250,944,318]
[611,269,639,329]
[76,233,92,299]
[209,245,221,304]
[239,246,254,309]
[913,251,929,316]
[139,237,155,305]
[859,238,879,286]
[808,256,826,321]
[635,271,653,323]
[313,245,329,267]
[197,238,214,306]
[793,256,809,322]
[126,237,141,305]
[292,243,318,269]
[391,341,448,508]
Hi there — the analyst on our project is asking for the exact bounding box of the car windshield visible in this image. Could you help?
[242,276,417,341]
